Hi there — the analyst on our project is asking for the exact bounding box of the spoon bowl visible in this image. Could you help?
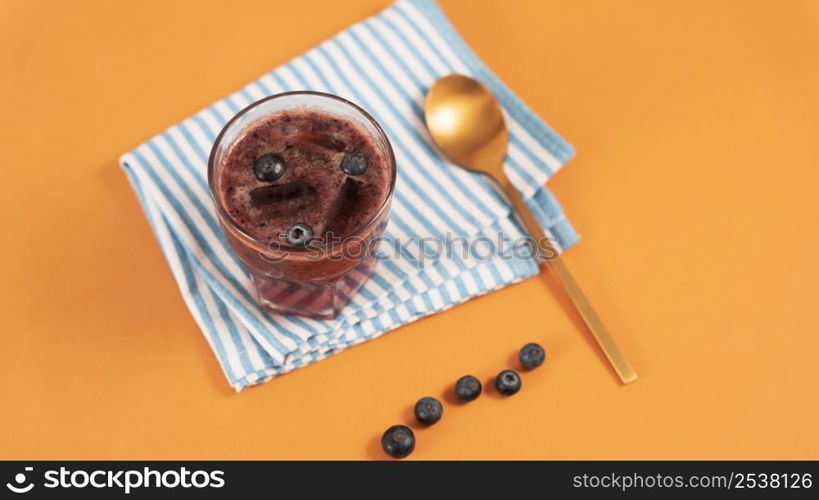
[424,74,508,174]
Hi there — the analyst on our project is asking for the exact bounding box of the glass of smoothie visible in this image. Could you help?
[208,92,396,319]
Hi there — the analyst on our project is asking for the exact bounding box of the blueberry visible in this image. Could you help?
[381,425,415,459]
[253,153,285,182]
[454,375,482,402]
[519,342,546,370]
[340,151,369,175]
[414,397,443,425]
[285,223,313,246]
[495,369,521,396]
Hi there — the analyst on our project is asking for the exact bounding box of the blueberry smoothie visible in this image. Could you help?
[209,93,395,318]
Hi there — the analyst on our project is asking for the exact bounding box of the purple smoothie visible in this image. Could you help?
[216,110,391,246]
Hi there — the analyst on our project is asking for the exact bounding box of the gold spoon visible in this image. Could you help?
[425,74,637,384]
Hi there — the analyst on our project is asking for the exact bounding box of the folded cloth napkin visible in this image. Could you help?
[120,0,578,391]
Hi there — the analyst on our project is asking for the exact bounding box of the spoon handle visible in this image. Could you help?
[499,180,638,384]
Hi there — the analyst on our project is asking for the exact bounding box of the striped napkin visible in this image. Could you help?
[120,0,578,391]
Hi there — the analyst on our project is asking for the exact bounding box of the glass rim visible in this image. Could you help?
[207,91,397,252]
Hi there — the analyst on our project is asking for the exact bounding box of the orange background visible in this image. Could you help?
[2,0,818,460]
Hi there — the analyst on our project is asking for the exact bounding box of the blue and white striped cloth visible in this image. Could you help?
[120,0,578,391]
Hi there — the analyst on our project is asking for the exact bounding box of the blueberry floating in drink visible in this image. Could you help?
[253,153,285,182]
[341,151,369,175]
[286,223,313,247]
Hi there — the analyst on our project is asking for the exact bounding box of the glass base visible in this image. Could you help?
[252,253,379,319]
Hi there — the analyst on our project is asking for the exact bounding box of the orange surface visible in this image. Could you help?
[2,0,818,460]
